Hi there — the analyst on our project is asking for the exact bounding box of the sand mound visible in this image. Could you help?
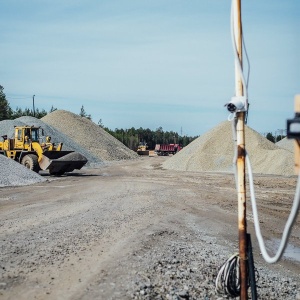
[163,121,294,176]
[276,137,294,153]
[42,110,138,161]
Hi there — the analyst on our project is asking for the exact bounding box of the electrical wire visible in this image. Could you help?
[246,151,300,263]
[231,119,300,263]
[7,96,32,100]
[215,253,240,297]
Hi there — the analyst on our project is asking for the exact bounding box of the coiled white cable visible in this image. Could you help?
[215,253,240,297]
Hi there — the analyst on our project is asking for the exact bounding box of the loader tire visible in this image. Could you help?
[21,154,40,173]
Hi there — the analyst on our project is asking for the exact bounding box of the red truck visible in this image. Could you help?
[154,144,182,156]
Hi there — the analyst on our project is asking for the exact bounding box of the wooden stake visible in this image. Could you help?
[233,0,248,299]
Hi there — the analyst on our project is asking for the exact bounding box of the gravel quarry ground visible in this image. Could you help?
[0,157,299,300]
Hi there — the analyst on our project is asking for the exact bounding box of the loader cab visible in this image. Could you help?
[14,126,40,149]
[30,128,39,142]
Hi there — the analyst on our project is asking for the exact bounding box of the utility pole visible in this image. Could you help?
[32,95,36,117]
[233,0,248,299]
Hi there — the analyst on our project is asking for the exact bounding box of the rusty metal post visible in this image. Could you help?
[233,0,248,299]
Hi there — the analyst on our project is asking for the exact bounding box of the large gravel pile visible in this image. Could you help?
[0,155,46,187]
[0,116,102,166]
[42,110,138,161]
[276,137,294,152]
[163,121,294,176]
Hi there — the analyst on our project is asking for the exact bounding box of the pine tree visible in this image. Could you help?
[0,85,12,120]
[79,105,91,120]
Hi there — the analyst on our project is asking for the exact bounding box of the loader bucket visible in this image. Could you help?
[137,150,150,156]
[39,151,88,174]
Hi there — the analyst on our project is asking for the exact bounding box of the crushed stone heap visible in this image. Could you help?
[42,110,138,161]
[276,137,293,153]
[163,121,294,176]
[0,155,46,187]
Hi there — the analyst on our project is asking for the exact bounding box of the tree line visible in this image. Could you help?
[265,132,286,143]
[103,126,198,150]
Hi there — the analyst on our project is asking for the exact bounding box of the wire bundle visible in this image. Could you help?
[215,253,240,297]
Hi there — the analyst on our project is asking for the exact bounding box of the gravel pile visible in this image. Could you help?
[42,110,138,161]
[163,121,294,176]
[0,115,103,187]
[0,155,46,187]
[276,137,294,152]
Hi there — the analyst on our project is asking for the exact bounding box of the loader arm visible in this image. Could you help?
[31,142,45,162]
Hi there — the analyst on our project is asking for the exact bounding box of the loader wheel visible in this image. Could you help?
[21,154,40,173]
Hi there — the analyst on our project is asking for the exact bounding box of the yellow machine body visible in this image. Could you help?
[0,126,87,175]
[136,142,150,156]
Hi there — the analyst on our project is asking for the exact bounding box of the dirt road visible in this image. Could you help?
[0,157,299,299]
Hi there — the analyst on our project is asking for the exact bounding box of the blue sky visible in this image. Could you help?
[1,1,299,136]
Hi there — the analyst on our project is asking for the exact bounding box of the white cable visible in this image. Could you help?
[231,121,300,264]
[231,119,300,263]
[246,151,300,263]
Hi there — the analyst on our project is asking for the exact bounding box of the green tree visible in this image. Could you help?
[0,85,13,120]
[98,119,104,128]
[49,105,57,113]
[266,132,275,143]
[79,105,91,120]
[276,135,286,142]
[10,106,47,119]
[102,125,198,150]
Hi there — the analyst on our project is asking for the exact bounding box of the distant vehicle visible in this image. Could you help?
[154,144,182,156]
[0,125,87,176]
[137,141,149,156]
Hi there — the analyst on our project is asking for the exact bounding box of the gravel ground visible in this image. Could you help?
[0,157,299,299]
[163,121,294,176]
[42,110,139,161]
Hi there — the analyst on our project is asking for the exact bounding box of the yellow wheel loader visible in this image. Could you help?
[0,125,87,176]
[136,142,149,156]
